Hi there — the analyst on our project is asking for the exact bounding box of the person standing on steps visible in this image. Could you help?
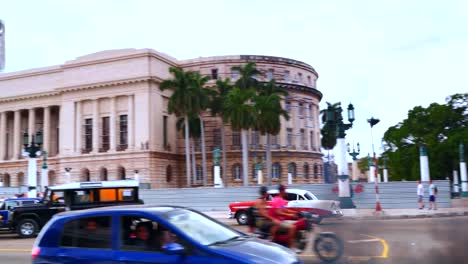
[417,180,425,209]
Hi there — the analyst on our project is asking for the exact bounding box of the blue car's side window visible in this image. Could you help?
[120,216,182,253]
[60,216,112,249]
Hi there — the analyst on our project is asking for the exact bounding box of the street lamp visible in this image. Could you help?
[325,102,355,208]
[347,142,360,182]
[367,116,382,213]
[22,130,43,198]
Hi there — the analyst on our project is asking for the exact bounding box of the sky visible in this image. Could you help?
[1,0,467,162]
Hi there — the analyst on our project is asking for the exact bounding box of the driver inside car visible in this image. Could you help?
[269,184,298,251]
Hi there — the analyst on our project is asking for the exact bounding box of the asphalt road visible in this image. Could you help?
[1,216,467,264]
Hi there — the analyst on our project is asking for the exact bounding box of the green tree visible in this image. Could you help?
[224,62,261,186]
[223,87,256,186]
[254,80,289,185]
[320,102,342,166]
[383,93,468,181]
[160,67,194,187]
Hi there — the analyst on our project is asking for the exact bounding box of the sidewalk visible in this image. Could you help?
[204,198,468,225]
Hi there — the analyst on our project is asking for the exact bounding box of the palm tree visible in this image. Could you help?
[176,115,202,184]
[160,67,195,187]
[320,102,341,179]
[223,87,256,186]
[254,80,289,185]
[227,62,261,185]
[210,78,233,186]
[189,72,211,186]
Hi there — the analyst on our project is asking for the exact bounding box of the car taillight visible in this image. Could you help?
[31,247,40,260]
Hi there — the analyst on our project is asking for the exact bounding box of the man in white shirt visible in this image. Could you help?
[428,180,437,210]
[417,181,425,209]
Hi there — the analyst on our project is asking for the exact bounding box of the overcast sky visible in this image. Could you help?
[1,0,467,161]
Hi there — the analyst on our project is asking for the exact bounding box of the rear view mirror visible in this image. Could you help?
[162,242,184,255]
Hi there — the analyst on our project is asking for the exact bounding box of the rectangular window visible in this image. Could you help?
[101,117,110,152]
[232,131,241,149]
[60,216,112,249]
[286,102,291,113]
[284,70,290,81]
[213,128,221,148]
[300,129,305,148]
[267,69,274,80]
[230,69,239,80]
[298,103,304,117]
[287,128,293,147]
[251,130,259,147]
[211,68,218,80]
[119,115,128,150]
[163,116,168,148]
[84,118,93,152]
[311,131,316,150]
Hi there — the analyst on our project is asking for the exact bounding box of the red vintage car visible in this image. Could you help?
[229,188,343,225]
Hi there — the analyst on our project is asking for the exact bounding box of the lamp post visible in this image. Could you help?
[40,150,48,193]
[22,130,43,198]
[367,117,382,212]
[325,103,355,208]
[347,142,360,182]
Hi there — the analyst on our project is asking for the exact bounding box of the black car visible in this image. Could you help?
[11,180,143,238]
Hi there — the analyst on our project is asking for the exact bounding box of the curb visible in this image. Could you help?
[324,211,468,222]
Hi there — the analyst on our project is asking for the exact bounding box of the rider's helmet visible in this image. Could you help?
[259,186,268,196]
[278,184,286,192]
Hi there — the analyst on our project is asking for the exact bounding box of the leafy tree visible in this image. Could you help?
[254,80,289,185]
[382,93,467,181]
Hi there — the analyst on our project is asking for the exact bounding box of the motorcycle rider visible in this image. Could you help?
[253,186,281,236]
[269,184,298,250]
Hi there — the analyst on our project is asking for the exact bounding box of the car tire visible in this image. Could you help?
[17,218,39,238]
[236,211,249,225]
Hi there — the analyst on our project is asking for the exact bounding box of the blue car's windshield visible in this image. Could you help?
[163,209,241,246]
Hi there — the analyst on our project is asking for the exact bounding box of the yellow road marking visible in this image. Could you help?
[362,234,389,258]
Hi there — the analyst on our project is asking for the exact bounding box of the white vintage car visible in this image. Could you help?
[229,188,343,225]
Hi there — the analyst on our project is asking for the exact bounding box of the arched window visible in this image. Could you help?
[17,172,25,186]
[48,170,56,186]
[2,173,10,187]
[196,165,203,183]
[272,162,282,179]
[100,168,108,181]
[118,166,126,180]
[81,168,91,182]
[303,163,309,179]
[288,162,297,179]
[232,164,242,180]
[313,164,319,179]
[166,165,172,182]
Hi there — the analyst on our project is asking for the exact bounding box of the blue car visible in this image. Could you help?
[32,205,302,264]
[0,197,41,230]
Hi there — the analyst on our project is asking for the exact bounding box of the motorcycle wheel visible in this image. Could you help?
[313,233,344,263]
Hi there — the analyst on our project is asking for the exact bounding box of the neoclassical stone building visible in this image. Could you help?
[0,49,323,188]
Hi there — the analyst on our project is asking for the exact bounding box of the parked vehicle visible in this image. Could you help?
[229,188,343,225]
[248,209,343,263]
[0,197,40,230]
[10,180,143,238]
[32,205,303,264]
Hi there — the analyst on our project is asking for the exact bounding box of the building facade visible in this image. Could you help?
[0,49,323,188]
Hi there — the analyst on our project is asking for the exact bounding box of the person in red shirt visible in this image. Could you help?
[269,184,297,250]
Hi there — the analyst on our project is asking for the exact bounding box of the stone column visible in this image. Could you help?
[74,102,81,153]
[0,112,6,160]
[43,106,50,154]
[306,104,312,150]
[110,97,116,151]
[92,99,100,153]
[127,95,134,150]
[279,100,288,148]
[460,143,467,197]
[12,110,21,160]
[28,108,36,144]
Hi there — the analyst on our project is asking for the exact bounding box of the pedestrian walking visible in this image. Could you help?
[417,180,425,209]
[428,180,438,210]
